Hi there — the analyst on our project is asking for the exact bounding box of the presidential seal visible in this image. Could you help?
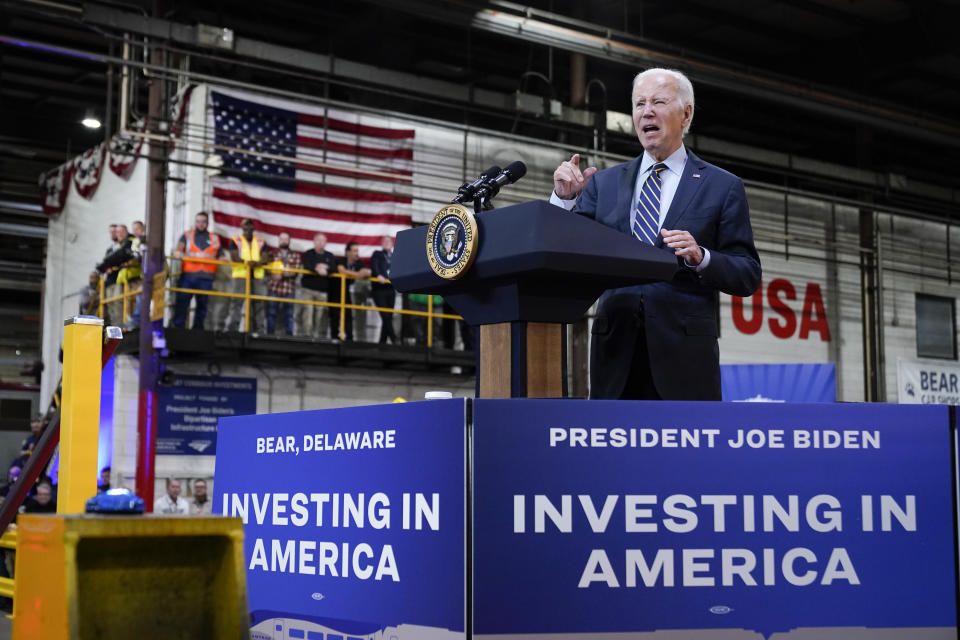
[426,204,478,279]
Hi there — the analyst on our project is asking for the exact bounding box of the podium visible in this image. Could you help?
[390,200,678,397]
[215,399,959,638]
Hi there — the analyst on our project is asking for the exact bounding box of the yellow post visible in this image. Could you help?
[427,294,434,347]
[121,280,129,324]
[339,274,347,340]
[58,315,103,514]
[151,270,166,322]
[244,265,251,333]
[97,276,105,319]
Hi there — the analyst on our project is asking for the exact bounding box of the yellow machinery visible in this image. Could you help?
[10,316,250,639]
[57,316,103,513]
[14,515,248,640]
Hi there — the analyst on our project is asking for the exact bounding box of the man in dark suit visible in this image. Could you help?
[370,235,399,344]
[552,68,761,401]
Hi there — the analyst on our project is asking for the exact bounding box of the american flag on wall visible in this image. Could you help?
[208,88,415,258]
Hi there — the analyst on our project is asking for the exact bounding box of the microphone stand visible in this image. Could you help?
[473,192,496,213]
[472,180,505,213]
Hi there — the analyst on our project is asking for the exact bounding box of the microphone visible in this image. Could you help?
[473,161,527,201]
[452,166,501,204]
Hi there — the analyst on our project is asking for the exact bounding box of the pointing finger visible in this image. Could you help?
[570,165,584,183]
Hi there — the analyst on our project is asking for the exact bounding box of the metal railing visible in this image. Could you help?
[0,531,14,599]
[96,256,464,347]
[96,276,140,325]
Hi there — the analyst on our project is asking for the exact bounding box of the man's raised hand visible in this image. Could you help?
[553,153,598,200]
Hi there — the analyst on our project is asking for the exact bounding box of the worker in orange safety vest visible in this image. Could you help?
[173,212,222,329]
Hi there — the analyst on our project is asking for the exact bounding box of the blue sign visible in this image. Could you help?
[157,375,256,455]
[473,400,956,638]
[215,399,466,639]
[722,363,836,402]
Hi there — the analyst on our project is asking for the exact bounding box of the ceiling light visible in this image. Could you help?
[82,116,102,129]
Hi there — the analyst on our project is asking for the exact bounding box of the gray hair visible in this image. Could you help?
[632,68,695,135]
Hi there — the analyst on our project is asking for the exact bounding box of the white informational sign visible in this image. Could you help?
[897,358,960,405]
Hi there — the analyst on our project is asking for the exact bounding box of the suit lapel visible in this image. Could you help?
[615,156,643,235]
[657,149,708,248]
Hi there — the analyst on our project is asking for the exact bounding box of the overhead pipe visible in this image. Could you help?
[74,3,960,150]
[471,4,960,141]
[5,31,960,217]
[584,78,607,152]
[362,0,960,149]
[119,35,129,133]
[15,1,960,149]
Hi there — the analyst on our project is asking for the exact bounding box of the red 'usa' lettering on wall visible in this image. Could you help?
[732,278,830,341]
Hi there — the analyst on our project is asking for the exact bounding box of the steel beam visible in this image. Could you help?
[6,13,960,208]
[0,222,48,238]
[366,0,960,149]
[135,38,167,512]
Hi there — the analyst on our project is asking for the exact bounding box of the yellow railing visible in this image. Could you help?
[96,277,142,325]
[95,256,464,348]
[0,530,16,599]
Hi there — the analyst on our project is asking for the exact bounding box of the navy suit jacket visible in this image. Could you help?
[370,249,393,291]
[573,149,761,400]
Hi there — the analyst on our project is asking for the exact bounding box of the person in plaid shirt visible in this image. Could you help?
[266,231,302,336]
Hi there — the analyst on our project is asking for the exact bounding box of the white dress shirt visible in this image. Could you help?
[550,145,710,270]
[154,493,190,515]
[631,146,687,232]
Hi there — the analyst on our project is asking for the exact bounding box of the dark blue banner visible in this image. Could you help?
[473,400,956,638]
[215,399,466,639]
[721,363,836,402]
[157,375,257,455]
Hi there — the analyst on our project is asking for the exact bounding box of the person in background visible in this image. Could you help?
[97,466,111,493]
[79,270,101,315]
[299,233,337,341]
[11,415,43,469]
[97,223,143,328]
[21,481,55,514]
[207,246,235,331]
[0,467,20,499]
[173,212,220,330]
[99,223,132,326]
[441,301,475,351]
[101,224,119,324]
[225,218,268,333]
[331,242,371,342]
[126,220,146,328]
[154,478,189,515]
[265,231,301,336]
[189,479,210,515]
[104,224,119,253]
[403,293,441,346]
[370,235,398,345]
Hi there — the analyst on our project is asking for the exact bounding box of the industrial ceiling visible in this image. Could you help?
[1,0,958,382]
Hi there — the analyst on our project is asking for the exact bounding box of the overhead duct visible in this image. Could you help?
[5,4,959,211]
[77,1,960,148]
[366,0,960,150]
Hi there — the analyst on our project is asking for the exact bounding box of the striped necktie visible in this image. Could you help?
[633,162,668,245]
